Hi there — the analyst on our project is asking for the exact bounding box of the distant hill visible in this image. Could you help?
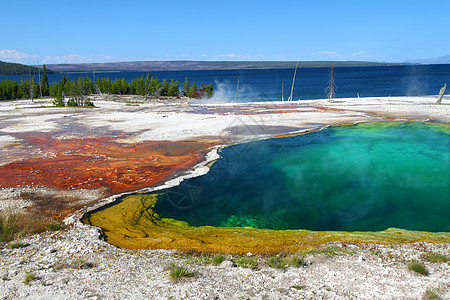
[406,55,450,64]
[0,60,55,75]
[45,60,399,72]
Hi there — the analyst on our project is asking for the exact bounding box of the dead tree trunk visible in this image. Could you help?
[436,83,447,104]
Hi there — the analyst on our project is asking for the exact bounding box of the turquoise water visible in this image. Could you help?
[153,122,450,232]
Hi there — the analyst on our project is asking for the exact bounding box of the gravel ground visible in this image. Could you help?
[0,223,448,299]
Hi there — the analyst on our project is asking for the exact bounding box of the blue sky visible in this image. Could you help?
[1,0,449,64]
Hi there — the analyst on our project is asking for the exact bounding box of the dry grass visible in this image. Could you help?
[0,210,63,242]
[426,253,449,263]
[53,257,95,270]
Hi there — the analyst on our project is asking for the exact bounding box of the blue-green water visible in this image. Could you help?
[153,122,450,232]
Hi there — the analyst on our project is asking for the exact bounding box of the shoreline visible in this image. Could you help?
[64,145,222,225]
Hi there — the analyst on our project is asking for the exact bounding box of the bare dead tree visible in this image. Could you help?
[28,59,34,101]
[234,76,239,103]
[436,83,447,104]
[288,62,299,102]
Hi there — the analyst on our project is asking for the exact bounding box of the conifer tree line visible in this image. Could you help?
[0,60,55,75]
[0,66,214,101]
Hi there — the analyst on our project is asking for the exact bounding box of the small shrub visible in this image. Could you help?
[169,264,194,281]
[212,254,226,265]
[67,98,78,107]
[266,256,287,270]
[289,256,305,267]
[24,272,37,285]
[407,261,429,276]
[290,285,305,290]
[52,260,70,270]
[8,241,29,249]
[70,258,95,269]
[52,97,65,107]
[83,100,95,107]
[235,256,259,270]
[426,253,449,263]
[46,223,63,231]
[425,289,441,299]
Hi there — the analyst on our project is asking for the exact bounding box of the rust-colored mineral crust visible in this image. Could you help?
[0,133,213,194]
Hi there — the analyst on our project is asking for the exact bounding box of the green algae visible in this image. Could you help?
[83,193,450,254]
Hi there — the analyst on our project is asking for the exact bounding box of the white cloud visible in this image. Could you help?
[215,53,266,60]
[217,54,239,58]
[0,50,114,64]
[352,51,367,56]
[0,49,36,63]
[313,51,340,57]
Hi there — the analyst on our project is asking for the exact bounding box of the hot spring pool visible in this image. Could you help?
[83,122,450,252]
[153,122,449,232]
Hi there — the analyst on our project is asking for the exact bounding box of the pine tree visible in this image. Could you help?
[129,79,136,94]
[160,79,169,96]
[0,80,5,100]
[168,80,179,97]
[112,78,121,94]
[205,83,214,98]
[86,77,94,95]
[182,77,190,96]
[187,82,198,98]
[119,78,128,95]
[136,76,145,96]
[32,78,40,99]
[18,80,29,99]
[41,65,50,96]
[150,76,160,96]
[144,74,150,97]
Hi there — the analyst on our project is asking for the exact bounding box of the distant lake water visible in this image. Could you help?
[1,64,449,102]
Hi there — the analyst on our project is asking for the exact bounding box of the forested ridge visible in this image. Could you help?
[0,68,213,103]
[0,60,55,75]
[45,60,398,72]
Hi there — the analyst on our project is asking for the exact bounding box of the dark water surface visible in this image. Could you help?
[153,122,450,232]
[1,64,449,101]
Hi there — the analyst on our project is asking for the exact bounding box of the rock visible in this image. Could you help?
[219,261,233,269]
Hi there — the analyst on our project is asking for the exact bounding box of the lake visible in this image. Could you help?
[1,64,449,102]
